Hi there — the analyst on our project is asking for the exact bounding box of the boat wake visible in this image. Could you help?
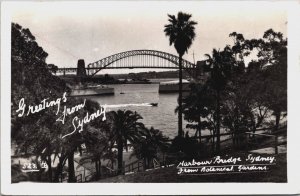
[105,103,156,108]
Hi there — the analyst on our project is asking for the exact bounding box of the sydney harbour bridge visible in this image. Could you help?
[57,49,205,79]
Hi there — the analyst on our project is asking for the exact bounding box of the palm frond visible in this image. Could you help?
[164,12,197,56]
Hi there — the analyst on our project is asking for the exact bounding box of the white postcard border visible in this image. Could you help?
[1,1,300,195]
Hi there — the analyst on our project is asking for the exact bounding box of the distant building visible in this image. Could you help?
[194,60,210,84]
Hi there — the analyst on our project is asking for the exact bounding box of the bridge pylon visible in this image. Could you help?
[77,59,87,77]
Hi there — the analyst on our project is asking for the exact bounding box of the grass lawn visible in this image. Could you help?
[97,153,287,183]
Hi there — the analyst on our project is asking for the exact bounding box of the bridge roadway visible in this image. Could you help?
[57,66,191,73]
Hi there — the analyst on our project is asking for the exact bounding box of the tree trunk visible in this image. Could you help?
[111,159,114,170]
[275,110,281,132]
[211,130,215,154]
[147,158,151,169]
[198,116,202,143]
[252,126,256,139]
[54,165,62,182]
[98,159,102,178]
[232,132,235,148]
[117,138,123,175]
[95,159,102,180]
[95,160,99,179]
[67,151,76,182]
[54,155,66,182]
[143,158,147,171]
[178,55,183,137]
[216,90,221,153]
[47,155,52,182]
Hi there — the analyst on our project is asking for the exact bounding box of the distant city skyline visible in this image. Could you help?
[12,1,287,74]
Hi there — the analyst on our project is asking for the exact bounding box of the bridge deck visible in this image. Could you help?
[57,66,197,73]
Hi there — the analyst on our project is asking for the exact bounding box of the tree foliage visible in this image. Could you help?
[164,12,197,56]
[181,29,287,154]
[132,127,169,169]
[108,110,145,174]
[11,23,110,182]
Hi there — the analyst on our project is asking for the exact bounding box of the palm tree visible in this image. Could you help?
[78,103,114,180]
[132,127,169,170]
[205,47,235,153]
[108,110,144,174]
[164,12,197,137]
[79,125,110,180]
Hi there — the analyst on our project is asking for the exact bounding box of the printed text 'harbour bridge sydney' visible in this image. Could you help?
[57,49,205,79]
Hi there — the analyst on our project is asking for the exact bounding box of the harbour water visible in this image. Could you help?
[86,79,205,139]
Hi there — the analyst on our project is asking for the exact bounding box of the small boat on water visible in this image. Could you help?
[70,84,114,96]
[150,103,158,107]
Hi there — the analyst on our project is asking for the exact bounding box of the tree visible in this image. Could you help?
[256,29,287,132]
[79,105,114,180]
[132,127,169,170]
[79,126,110,180]
[108,110,144,174]
[221,81,254,148]
[11,23,116,183]
[204,46,236,153]
[178,83,213,142]
[11,23,69,109]
[11,23,70,182]
[50,98,108,182]
[164,12,197,137]
[47,64,58,74]
[241,29,287,132]
[220,29,287,150]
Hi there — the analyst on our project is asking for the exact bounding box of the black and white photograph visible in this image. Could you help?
[1,1,300,195]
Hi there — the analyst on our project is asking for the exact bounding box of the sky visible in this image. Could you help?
[12,1,287,73]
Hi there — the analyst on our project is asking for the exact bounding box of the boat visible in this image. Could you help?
[70,84,114,96]
[120,85,125,94]
[158,79,190,93]
[150,103,158,106]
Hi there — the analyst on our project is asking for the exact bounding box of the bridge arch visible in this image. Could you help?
[87,49,195,76]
